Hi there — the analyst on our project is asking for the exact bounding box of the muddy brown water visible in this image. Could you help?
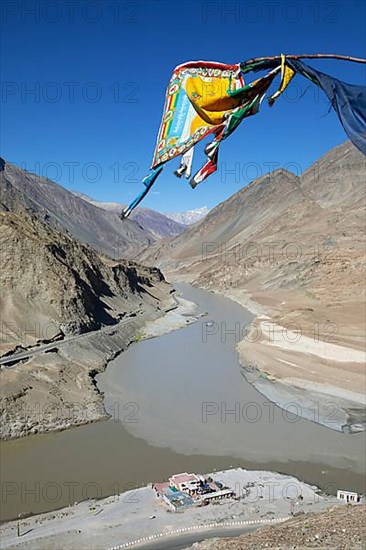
[1,284,365,521]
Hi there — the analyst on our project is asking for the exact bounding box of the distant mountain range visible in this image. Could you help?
[71,191,187,240]
[0,161,210,260]
[165,206,210,225]
[71,192,210,233]
[0,161,153,260]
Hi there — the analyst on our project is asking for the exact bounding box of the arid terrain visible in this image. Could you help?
[0,143,364,549]
[188,503,366,549]
[143,141,366,431]
[0,162,175,439]
[0,468,345,550]
[71,190,188,239]
[1,159,154,259]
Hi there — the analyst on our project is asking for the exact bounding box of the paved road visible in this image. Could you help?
[0,316,141,368]
[130,525,258,550]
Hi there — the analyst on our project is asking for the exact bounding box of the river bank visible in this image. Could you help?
[215,286,366,433]
[166,272,365,433]
[0,287,200,441]
[1,283,365,523]
[0,468,342,550]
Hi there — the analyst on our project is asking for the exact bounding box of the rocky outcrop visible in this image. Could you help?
[1,319,146,439]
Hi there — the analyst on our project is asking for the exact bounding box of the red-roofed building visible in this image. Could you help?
[169,473,201,494]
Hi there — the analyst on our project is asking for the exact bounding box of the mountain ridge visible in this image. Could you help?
[165,206,210,225]
[71,190,187,239]
[0,160,153,259]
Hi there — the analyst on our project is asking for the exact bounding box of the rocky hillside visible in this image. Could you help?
[0,204,169,354]
[0,160,154,259]
[189,504,366,549]
[147,142,365,275]
[0,180,174,439]
[145,142,365,339]
[72,191,187,239]
[144,142,365,430]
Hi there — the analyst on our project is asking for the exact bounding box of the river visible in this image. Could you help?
[1,284,364,521]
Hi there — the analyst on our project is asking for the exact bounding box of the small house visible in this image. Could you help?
[169,473,201,495]
[337,490,361,503]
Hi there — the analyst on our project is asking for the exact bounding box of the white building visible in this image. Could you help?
[337,490,360,503]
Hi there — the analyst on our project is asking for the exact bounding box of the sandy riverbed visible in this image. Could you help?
[142,295,202,338]
[217,287,366,433]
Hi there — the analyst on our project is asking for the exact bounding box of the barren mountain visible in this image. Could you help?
[144,141,366,431]
[0,180,174,439]
[0,160,154,259]
[72,191,187,239]
[0,210,169,353]
[131,206,187,239]
[148,142,365,272]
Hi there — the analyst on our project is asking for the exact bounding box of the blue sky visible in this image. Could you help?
[1,0,365,212]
